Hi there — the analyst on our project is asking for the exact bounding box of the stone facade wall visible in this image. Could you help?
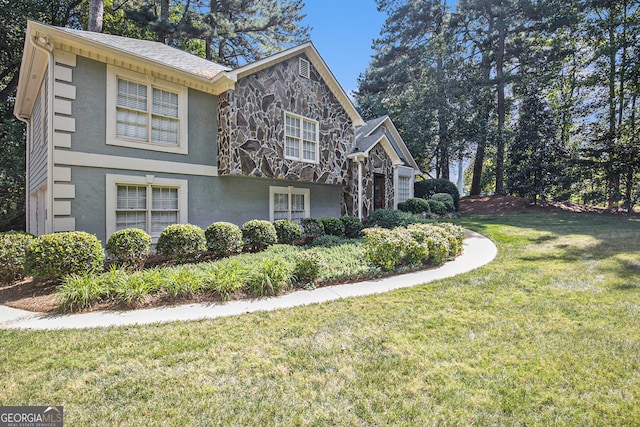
[341,143,396,218]
[218,54,354,185]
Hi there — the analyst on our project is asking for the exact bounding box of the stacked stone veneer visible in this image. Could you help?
[218,54,354,185]
[341,142,396,218]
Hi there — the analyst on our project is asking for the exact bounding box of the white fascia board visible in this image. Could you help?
[363,134,402,165]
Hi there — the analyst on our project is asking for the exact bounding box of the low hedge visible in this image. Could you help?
[156,224,207,261]
[242,220,277,252]
[273,219,302,245]
[106,228,152,270]
[205,222,244,257]
[25,231,105,280]
[0,232,34,282]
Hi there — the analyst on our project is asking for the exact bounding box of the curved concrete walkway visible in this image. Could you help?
[0,230,497,330]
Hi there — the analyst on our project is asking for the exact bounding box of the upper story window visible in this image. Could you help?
[284,112,318,163]
[107,66,188,154]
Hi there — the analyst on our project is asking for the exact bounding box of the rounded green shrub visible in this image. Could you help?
[106,228,152,270]
[427,200,448,216]
[320,217,345,237]
[156,224,206,260]
[414,178,460,211]
[365,208,430,229]
[431,193,455,212]
[0,232,34,282]
[273,219,302,245]
[294,249,326,288]
[300,218,325,243]
[363,227,403,271]
[241,219,277,252]
[25,231,105,280]
[340,215,363,238]
[205,222,244,257]
[398,197,431,215]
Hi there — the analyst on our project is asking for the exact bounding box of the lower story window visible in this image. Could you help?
[398,176,411,204]
[270,186,310,223]
[107,174,188,239]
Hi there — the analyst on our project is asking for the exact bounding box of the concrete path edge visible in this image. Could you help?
[0,230,497,330]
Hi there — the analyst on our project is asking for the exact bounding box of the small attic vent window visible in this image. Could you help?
[299,58,310,79]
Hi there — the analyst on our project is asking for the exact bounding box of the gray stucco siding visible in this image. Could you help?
[69,166,343,245]
[71,57,217,165]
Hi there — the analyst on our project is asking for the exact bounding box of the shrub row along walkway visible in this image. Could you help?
[0,230,497,330]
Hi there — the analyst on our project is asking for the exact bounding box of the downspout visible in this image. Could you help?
[30,34,55,234]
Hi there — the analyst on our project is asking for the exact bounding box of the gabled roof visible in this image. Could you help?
[53,26,231,78]
[353,116,421,173]
[15,21,364,127]
[227,42,365,127]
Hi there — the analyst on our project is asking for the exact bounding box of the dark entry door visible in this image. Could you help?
[374,174,385,210]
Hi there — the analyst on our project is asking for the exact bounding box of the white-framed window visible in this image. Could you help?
[106,66,188,154]
[284,112,319,163]
[269,186,310,223]
[106,174,188,240]
[398,176,411,204]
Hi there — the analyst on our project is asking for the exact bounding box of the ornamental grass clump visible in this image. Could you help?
[205,222,244,257]
[156,224,207,262]
[106,228,152,270]
[25,231,105,281]
[0,232,34,282]
[247,256,294,296]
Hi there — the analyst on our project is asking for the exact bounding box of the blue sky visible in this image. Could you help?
[302,1,386,96]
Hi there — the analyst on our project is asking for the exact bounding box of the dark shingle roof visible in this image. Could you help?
[55,26,230,78]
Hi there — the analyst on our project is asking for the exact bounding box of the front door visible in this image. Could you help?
[374,174,385,210]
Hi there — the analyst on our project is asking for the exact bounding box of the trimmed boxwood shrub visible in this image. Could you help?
[431,193,455,212]
[365,209,430,229]
[241,220,277,252]
[414,178,460,211]
[106,228,152,270]
[398,197,431,215]
[0,232,34,282]
[273,219,302,245]
[427,199,448,216]
[156,224,207,260]
[340,215,363,238]
[294,249,326,288]
[205,222,244,257]
[25,231,105,280]
[300,218,325,243]
[320,217,345,237]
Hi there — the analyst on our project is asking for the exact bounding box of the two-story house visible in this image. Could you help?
[14,21,420,244]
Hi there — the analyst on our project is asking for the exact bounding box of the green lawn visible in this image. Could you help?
[1,214,639,426]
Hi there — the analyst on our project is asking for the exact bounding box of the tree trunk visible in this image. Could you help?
[470,47,492,196]
[495,11,506,195]
[88,0,104,33]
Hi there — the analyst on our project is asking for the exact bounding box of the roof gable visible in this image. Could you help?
[227,43,365,127]
[354,116,421,173]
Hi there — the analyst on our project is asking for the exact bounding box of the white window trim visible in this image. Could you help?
[106,173,188,240]
[106,65,188,154]
[284,111,319,164]
[269,185,310,222]
[394,166,415,208]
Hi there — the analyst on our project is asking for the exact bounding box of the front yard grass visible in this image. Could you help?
[1,213,639,425]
